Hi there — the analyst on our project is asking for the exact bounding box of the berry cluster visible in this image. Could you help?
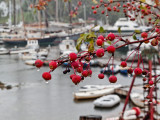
[69,1,82,17]
[30,0,51,10]
[91,0,160,25]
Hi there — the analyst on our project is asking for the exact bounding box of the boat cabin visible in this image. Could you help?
[26,39,39,50]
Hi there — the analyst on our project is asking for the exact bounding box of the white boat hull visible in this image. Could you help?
[94,94,120,107]
[74,85,122,100]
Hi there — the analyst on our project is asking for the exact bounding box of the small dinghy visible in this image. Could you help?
[74,84,122,100]
[130,93,144,107]
[79,84,121,92]
[93,94,120,107]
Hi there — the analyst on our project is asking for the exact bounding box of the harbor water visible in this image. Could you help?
[0,46,156,120]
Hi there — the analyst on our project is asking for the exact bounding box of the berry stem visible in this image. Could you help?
[102,55,112,74]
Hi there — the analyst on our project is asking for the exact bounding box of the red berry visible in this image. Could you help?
[107,33,115,41]
[98,74,104,79]
[141,32,148,38]
[42,72,51,81]
[98,35,104,41]
[109,75,117,83]
[35,59,43,68]
[93,10,97,14]
[143,78,147,81]
[151,39,158,46]
[96,5,99,8]
[123,4,127,8]
[134,68,142,75]
[127,68,133,74]
[69,53,77,61]
[70,74,76,79]
[72,75,81,85]
[155,28,160,33]
[91,6,95,9]
[101,10,105,14]
[107,46,116,53]
[121,61,127,67]
[107,7,112,11]
[117,3,120,7]
[88,69,92,76]
[82,70,88,77]
[142,69,148,75]
[49,61,57,70]
[71,61,79,69]
[77,67,83,73]
[149,80,154,85]
[78,1,82,6]
[113,6,117,11]
[96,48,104,57]
[96,39,103,46]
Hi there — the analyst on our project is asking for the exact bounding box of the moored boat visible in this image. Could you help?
[59,37,77,56]
[0,47,10,55]
[93,94,120,107]
[74,84,122,100]
[130,93,144,107]
[79,84,121,92]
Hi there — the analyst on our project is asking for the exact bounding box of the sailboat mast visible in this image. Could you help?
[68,1,72,24]
[36,0,42,37]
[83,4,86,26]
[68,1,72,34]
[56,0,59,22]
[9,0,12,29]
[19,0,27,38]
[13,0,16,26]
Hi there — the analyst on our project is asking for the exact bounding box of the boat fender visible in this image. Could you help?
[123,107,140,120]
[123,110,137,120]
[132,107,141,116]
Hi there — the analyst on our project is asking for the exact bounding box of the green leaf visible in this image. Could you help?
[140,5,147,11]
[134,30,141,34]
[133,34,137,40]
[88,31,96,38]
[88,40,94,52]
[76,37,83,51]
[107,41,112,45]
[76,33,88,51]
[99,27,106,33]
[118,27,121,34]
[155,19,160,25]
[140,0,146,3]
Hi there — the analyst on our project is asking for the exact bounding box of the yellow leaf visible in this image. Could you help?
[92,0,98,4]
[155,0,159,6]
[140,0,146,3]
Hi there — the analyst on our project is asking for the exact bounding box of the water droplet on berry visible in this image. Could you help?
[45,81,49,84]
[142,75,145,77]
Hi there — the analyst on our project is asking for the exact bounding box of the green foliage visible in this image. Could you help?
[118,27,121,34]
[76,30,96,51]
[134,30,141,34]
[133,34,137,40]
[99,26,107,33]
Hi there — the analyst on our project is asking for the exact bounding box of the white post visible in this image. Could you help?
[56,0,59,22]
[9,0,12,29]
[83,4,86,26]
